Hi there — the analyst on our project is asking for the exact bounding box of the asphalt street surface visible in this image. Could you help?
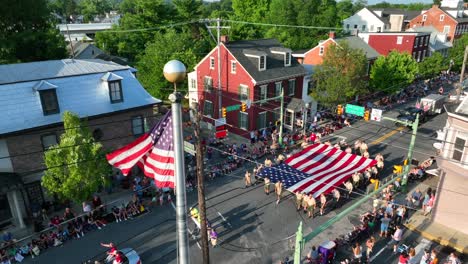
[24,101,451,264]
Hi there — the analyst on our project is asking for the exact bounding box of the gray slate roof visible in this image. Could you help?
[370,8,421,21]
[0,59,160,135]
[0,59,130,85]
[225,39,307,84]
[336,36,380,60]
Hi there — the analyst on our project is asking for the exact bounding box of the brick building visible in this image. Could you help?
[0,59,160,229]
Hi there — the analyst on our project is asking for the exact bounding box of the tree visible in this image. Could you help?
[137,29,205,100]
[229,0,270,40]
[79,0,112,22]
[370,51,419,94]
[50,0,78,20]
[0,0,67,64]
[449,34,468,71]
[42,112,110,203]
[311,41,368,106]
[419,52,448,78]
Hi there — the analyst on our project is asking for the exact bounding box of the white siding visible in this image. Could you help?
[343,8,385,33]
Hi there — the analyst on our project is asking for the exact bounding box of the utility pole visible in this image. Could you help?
[279,87,285,145]
[401,113,419,193]
[65,24,76,59]
[457,45,468,101]
[192,103,210,264]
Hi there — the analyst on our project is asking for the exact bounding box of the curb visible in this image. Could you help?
[404,222,468,254]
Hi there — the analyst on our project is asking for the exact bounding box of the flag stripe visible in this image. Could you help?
[291,145,334,171]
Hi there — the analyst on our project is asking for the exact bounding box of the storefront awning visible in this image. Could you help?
[286,98,305,112]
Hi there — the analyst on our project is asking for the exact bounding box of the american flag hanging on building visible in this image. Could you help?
[257,143,377,197]
[106,111,175,188]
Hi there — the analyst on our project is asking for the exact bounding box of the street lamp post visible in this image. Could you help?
[303,103,310,135]
[163,60,190,264]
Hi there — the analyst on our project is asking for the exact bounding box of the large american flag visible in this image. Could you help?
[106,111,175,188]
[258,143,377,197]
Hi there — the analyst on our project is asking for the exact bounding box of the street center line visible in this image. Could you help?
[370,127,405,145]
[217,211,232,228]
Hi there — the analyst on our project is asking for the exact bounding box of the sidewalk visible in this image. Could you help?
[404,175,468,254]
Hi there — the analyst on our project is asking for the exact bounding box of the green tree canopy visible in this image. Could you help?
[311,41,368,106]
[449,34,468,71]
[79,0,112,22]
[0,0,67,64]
[49,0,78,20]
[229,0,270,40]
[419,52,448,78]
[42,112,110,203]
[370,50,419,94]
[137,29,205,100]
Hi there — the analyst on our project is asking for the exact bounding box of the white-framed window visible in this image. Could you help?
[354,24,358,29]
[440,14,445,21]
[275,82,282,101]
[285,52,291,66]
[259,55,266,71]
[239,112,248,130]
[203,100,213,117]
[377,26,381,32]
[414,37,419,48]
[41,133,58,150]
[452,137,466,161]
[397,36,403,45]
[109,81,123,104]
[39,89,60,115]
[131,115,144,136]
[203,76,213,92]
[319,46,324,56]
[443,25,450,34]
[260,85,267,104]
[210,57,215,69]
[258,111,267,129]
[422,50,427,60]
[419,37,423,47]
[422,14,427,21]
[425,36,429,46]
[239,84,249,102]
[231,60,237,74]
[417,50,422,62]
[288,79,296,96]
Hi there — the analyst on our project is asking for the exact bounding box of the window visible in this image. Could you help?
[203,76,213,92]
[131,116,144,136]
[259,56,266,70]
[414,37,419,48]
[443,25,450,34]
[275,82,282,101]
[319,46,324,56]
[425,36,429,46]
[440,14,445,21]
[258,112,267,129]
[346,24,350,29]
[210,57,215,69]
[93,129,103,141]
[285,52,291,66]
[231,61,237,74]
[452,137,466,161]
[239,112,248,130]
[397,36,403,45]
[422,50,427,60]
[260,85,267,103]
[412,52,416,59]
[362,25,366,31]
[377,27,381,32]
[354,24,358,29]
[273,107,281,123]
[288,79,296,96]
[39,89,60,115]
[203,100,213,117]
[41,133,58,150]
[239,84,249,102]
[109,81,123,103]
[419,37,423,47]
[422,14,427,21]
[417,51,422,62]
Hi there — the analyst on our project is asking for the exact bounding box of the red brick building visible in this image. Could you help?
[189,38,307,137]
[358,32,431,62]
[409,4,468,42]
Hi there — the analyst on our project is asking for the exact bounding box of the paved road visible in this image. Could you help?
[24,103,450,264]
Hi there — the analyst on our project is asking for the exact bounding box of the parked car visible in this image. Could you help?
[396,107,427,125]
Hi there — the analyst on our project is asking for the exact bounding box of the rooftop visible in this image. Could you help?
[336,36,380,60]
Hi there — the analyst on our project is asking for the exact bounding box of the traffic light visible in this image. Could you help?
[393,165,403,174]
[241,103,247,112]
[364,110,370,121]
[337,105,343,115]
[222,107,227,118]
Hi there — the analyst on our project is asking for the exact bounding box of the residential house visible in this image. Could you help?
[68,42,129,65]
[407,26,453,56]
[358,32,431,62]
[409,2,468,42]
[431,97,468,235]
[189,37,307,136]
[0,59,160,230]
[343,7,420,33]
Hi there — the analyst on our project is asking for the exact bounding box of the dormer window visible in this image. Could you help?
[422,14,427,22]
[34,80,60,116]
[101,72,124,104]
[285,52,291,66]
[259,55,266,71]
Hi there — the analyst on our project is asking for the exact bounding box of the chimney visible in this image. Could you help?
[329,31,336,39]
[220,35,229,43]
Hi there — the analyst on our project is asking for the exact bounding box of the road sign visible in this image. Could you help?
[371,108,383,122]
[215,130,227,139]
[345,104,365,116]
[184,141,195,156]
[226,105,240,112]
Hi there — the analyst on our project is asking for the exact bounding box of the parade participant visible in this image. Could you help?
[360,141,368,156]
[209,228,218,248]
[354,140,362,154]
[244,170,252,188]
[264,177,271,195]
[344,181,353,199]
[352,242,362,262]
[332,189,341,208]
[275,181,283,205]
[295,192,303,211]
[190,207,201,229]
[307,194,316,218]
[366,236,375,262]
[100,242,118,262]
[320,193,327,216]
